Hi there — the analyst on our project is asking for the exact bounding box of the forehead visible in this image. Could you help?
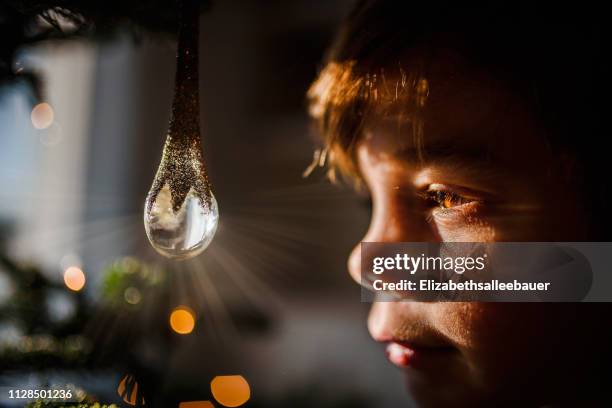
[359,58,552,173]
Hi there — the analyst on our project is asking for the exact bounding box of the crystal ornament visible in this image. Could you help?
[144,0,218,260]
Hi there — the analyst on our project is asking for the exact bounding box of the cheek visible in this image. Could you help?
[431,303,485,349]
[432,205,496,242]
[433,304,571,388]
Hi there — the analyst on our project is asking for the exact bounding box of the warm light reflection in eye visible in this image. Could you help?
[31,102,55,130]
[63,266,85,291]
[210,375,251,407]
[443,194,455,209]
[428,190,472,209]
[170,306,196,334]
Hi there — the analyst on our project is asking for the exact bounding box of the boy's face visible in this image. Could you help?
[345,68,601,406]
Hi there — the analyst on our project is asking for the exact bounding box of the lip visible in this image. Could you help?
[385,341,456,369]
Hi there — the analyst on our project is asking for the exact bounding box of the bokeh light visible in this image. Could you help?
[179,401,215,408]
[63,266,85,291]
[210,375,251,407]
[169,306,196,334]
[124,286,142,305]
[31,102,55,130]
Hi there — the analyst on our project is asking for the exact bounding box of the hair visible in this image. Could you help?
[307,0,610,237]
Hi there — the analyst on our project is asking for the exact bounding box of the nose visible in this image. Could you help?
[347,190,436,286]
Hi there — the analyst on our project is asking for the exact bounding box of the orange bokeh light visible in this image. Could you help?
[170,306,196,334]
[31,102,55,130]
[210,375,250,407]
[179,401,215,408]
[63,266,85,291]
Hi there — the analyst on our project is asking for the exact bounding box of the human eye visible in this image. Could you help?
[422,184,478,210]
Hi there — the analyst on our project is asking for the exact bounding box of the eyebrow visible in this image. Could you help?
[389,138,512,195]
[394,138,497,166]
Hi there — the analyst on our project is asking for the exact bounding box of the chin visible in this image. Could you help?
[405,377,495,408]
[402,366,537,408]
[403,368,478,408]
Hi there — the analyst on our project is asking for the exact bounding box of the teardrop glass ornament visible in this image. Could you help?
[144,0,218,260]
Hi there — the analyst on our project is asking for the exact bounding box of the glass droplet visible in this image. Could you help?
[143,0,217,260]
[144,184,218,259]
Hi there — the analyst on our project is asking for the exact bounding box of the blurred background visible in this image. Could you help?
[0,1,412,406]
